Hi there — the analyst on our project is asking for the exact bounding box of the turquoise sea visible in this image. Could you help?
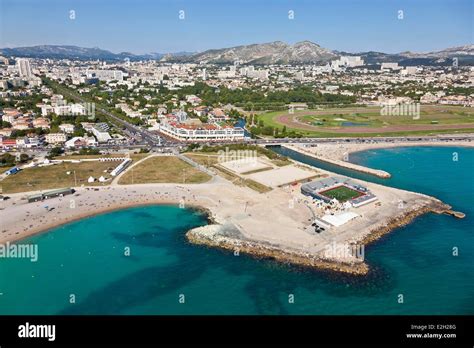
[0,146,472,314]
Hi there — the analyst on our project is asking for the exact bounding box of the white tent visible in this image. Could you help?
[99,176,106,182]
[87,176,95,183]
[342,201,352,210]
[321,212,359,227]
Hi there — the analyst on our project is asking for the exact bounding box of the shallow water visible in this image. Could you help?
[0,146,472,314]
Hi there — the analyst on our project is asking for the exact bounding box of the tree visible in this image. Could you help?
[34,128,46,136]
[47,147,64,158]
[73,126,85,137]
[78,148,100,155]
[18,153,30,163]
[0,121,12,129]
[0,153,15,167]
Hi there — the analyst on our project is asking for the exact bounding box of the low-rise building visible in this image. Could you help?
[41,103,87,116]
[91,125,111,143]
[45,133,67,144]
[0,138,17,148]
[1,108,22,123]
[65,136,97,148]
[115,103,142,118]
[0,128,13,136]
[32,117,51,129]
[207,108,228,122]
[193,106,208,117]
[12,119,32,130]
[15,136,40,148]
[420,92,439,104]
[59,123,75,133]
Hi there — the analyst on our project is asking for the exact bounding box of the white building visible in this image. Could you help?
[207,108,228,122]
[16,58,33,78]
[175,110,187,123]
[45,133,67,144]
[158,122,245,142]
[16,136,40,148]
[332,56,364,68]
[295,71,304,81]
[115,103,142,118]
[41,103,87,116]
[401,66,419,75]
[217,69,236,79]
[87,70,124,82]
[381,62,400,71]
[65,136,97,148]
[59,124,75,134]
[240,66,269,80]
[91,125,111,143]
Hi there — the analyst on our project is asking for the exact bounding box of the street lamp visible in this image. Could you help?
[68,170,77,187]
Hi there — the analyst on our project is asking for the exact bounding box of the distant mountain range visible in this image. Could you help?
[169,40,338,64]
[1,42,473,66]
[0,45,194,61]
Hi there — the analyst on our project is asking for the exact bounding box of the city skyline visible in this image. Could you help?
[1,0,472,54]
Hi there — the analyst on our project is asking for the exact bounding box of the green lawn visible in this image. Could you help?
[320,185,363,202]
[256,105,474,137]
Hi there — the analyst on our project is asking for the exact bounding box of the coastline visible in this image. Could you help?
[2,188,451,276]
[186,225,370,275]
[186,197,452,275]
[281,144,391,178]
[6,200,208,244]
[281,140,474,179]
[0,182,228,245]
[1,142,470,275]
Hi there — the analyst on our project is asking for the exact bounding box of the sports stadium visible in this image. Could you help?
[301,176,377,207]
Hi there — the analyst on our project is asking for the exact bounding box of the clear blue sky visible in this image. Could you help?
[0,0,472,54]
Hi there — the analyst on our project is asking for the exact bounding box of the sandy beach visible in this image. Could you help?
[0,144,459,275]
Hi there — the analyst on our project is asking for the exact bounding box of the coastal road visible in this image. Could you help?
[250,134,474,145]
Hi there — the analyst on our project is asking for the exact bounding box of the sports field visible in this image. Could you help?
[257,105,474,137]
[319,185,364,202]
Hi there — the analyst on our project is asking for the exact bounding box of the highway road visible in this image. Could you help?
[250,134,474,145]
[10,134,472,157]
[51,83,163,146]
